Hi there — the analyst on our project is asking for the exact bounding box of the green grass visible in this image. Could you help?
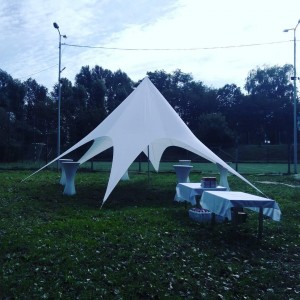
[0,170,300,299]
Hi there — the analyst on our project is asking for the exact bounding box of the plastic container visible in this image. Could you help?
[188,208,225,223]
[189,208,211,222]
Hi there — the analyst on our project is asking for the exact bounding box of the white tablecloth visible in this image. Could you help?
[200,191,281,221]
[173,165,193,183]
[175,183,227,206]
[61,161,80,196]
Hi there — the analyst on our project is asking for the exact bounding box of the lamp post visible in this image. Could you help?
[284,19,300,174]
[53,22,67,157]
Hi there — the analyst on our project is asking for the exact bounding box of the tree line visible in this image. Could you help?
[0,64,297,162]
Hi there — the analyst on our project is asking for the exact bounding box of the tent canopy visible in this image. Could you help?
[25,77,262,204]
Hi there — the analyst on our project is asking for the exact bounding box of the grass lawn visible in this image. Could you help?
[0,169,300,299]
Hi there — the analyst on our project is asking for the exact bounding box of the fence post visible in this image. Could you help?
[235,142,239,172]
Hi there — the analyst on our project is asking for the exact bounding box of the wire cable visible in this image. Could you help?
[14,39,294,81]
[15,45,67,81]
[62,39,293,51]
[16,63,58,80]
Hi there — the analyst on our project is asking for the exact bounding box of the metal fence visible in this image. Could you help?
[0,143,297,175]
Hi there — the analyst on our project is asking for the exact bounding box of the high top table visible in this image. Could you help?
[216,163,230,191]
[173,165,193,183]
[178,160,192,182]
[178,160,191,165]
[58,158,73,185]
[61,161,80,196]
[200,191,281,238]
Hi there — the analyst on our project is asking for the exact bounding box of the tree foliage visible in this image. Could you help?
[243,64,294,144]
[195,113,235,146]
[0,64,297,162]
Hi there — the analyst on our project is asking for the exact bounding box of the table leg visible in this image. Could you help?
[232,207,238,226]
[211,213,216,226]
[258,207,263,239]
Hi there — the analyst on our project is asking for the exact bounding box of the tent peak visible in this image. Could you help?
[142,75,150,81]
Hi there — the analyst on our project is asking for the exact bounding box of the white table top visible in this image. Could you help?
[175,183,227,206]
[202,191,275,204]
[201,191,281,221]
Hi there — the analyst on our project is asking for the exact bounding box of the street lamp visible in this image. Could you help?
[284,19,300,174]
[53,22,67,157]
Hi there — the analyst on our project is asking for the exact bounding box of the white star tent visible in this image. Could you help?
[25,76,262,205]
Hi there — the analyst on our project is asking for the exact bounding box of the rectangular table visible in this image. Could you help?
[200,191,281,238]
[175,183,227,206]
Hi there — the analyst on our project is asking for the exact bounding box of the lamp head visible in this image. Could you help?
[283,29,290,32]
[53,22,59,29]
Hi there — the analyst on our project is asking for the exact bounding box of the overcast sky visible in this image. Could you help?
[0,0,299,91]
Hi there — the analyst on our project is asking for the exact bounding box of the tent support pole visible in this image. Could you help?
[147,145,150,184]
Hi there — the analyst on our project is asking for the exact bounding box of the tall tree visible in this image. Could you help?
[184,81,217,131]
[147,69,218,135]
[0,70,26,160]
[58,78,77,147]
[73,66,107,140]
[244,64,294,143]
[23,78,52,145]
[216,84,244,138]
[194,113,234,146]
[0,69,25,120]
